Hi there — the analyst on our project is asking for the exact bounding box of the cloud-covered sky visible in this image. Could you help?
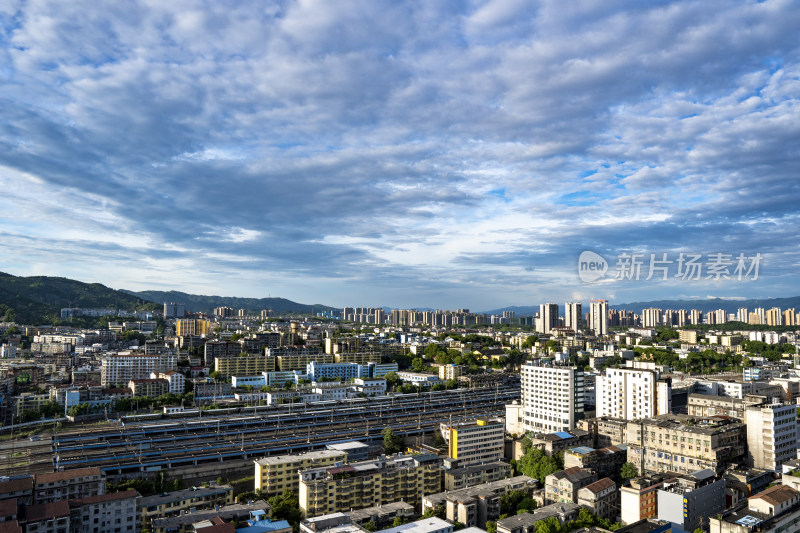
[1,0,799,310]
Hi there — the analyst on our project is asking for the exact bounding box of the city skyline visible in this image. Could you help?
[1,1,799,310]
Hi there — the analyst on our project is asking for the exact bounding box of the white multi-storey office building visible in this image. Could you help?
[520,362,584,433]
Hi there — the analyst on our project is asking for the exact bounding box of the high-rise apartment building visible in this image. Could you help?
[539,303,559,334]
[520,362,584,433]
[737,307,749,323]
[565,302,582,332]
[766,307,783,326]
[641,308,662,328]
[590,300,609,336]
[596,368,672,421]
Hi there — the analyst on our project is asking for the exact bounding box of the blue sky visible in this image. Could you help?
[1,0,799,310]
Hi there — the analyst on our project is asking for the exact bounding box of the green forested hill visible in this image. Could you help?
[0,272,155,324]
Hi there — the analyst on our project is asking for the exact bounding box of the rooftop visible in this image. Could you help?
[348,501,414,522]
[255,449,346,466]
[139,484,232,507]
[641,414,744,434]
[151,501,271,529]
[24,500,70,521]
[376,517,453,533]
[581,478,616,494]
[425,476,536,506]
[34,467,101,485]
[0,476,33,494]
[750,485,800,507]
[497,502,580,528]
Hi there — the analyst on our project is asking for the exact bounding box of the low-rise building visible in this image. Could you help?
[128,378,169,398]
[376,517,454,533]
[351,378,386,397]
[527,429,592,456]
[496,502,581,533]
[422,476,537,529]
[620,475,674,525]
[150,371,185,395]
[578,417,628,448]
[150,501,271,533]
[709,485,800,533]
[577,478,618,521]
[563,445,627,480]
[657,469,725,533]
[444,462,512,491]
[396,372,441,386]
[348,502,416,529]
[138,485,234,530]
[544,467,597,504]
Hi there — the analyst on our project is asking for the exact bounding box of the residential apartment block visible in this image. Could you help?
[100,353,176,387]
[299,454,442,517]
[596,368,671,420]
[626,415,746,475]
[254,450,348,499]
[745,402,799,471]
[544,467,597,504]
[423,476,537,529]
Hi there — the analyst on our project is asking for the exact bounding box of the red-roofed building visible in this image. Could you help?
[577,477,618,520]
[22,500,69,533]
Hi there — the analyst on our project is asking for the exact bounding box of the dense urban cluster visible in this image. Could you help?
[1,298,800,533]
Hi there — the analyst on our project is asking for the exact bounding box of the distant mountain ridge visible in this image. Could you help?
[481,297,800,317]
[126,289,336,315]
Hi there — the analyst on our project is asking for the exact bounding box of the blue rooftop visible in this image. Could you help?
[554,431,573,439]
[569,446,596,454]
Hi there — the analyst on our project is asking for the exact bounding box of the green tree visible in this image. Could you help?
[392,517,407,527]
[516,448,563,483]
[620,462,638,481]
[382,427,405,454]
[486,521,497,533]
[412,357,426,372]
[268,489,303,525]
[384,372,401,390]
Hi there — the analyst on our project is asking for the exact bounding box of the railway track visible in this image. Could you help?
[1,386,519,479]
